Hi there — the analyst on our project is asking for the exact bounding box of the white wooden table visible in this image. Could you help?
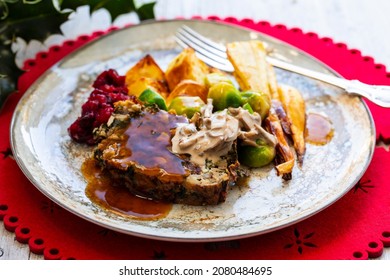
[1,0,389,260]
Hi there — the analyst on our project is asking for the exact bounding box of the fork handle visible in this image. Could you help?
[267,57,390,108]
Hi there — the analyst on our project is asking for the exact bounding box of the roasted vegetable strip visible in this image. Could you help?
[265,108,295,180]
[267,63,279,100]
[226,41,271,98]
[278,85,306,165]
[226,40,300,179]
[272,99,292,136]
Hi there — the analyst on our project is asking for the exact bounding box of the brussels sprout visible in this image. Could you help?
[207,82,242,111]
[138,89,167,110]
[242,103,254,114]
[240,91,271,120]
[168,96,205,118]
[238,143,275,168]
[205,73,234,87]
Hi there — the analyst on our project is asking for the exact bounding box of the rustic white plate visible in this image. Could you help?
[10,20,375,242]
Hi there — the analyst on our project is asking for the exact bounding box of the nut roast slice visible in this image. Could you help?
[93,100,239,206]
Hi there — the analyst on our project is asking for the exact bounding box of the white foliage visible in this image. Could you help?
[11,5,140,69]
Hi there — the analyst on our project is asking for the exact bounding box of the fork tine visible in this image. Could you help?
[175,31,230,65]
[177,27,227,60]
[175,36,235,72]
[180,25,227,55]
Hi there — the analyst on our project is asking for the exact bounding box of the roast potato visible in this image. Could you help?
[165,48,210,91]
[125,55,169,98]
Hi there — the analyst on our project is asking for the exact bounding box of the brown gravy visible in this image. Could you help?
[82,158,172,220]
[305,112,334,145]
[100,110,189,179]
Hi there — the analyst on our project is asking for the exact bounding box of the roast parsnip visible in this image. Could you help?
[278,85,306,164]
[265,107,295,180]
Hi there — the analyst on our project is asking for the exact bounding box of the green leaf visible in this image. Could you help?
[60,0,136,20]
[136,2,155,20]
[4,1,64,22]
[0,0,156,111]
[60,0,155,20]
[0,0,69,110]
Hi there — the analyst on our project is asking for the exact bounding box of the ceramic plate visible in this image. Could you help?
[10,20,375,242]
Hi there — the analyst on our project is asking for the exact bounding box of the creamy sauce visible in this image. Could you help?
[83,158,172,220]
[171,100,276,166]
[172,109,239,165]
[229,107,277,147]
[305,112,334,145]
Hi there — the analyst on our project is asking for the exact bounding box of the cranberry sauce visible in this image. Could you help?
[68,69,132,145]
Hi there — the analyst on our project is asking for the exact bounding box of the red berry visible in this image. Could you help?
[68,69,129,145]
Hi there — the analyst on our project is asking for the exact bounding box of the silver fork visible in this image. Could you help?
[175,25,390,108]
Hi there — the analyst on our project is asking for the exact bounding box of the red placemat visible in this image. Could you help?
[1,17,390,260]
